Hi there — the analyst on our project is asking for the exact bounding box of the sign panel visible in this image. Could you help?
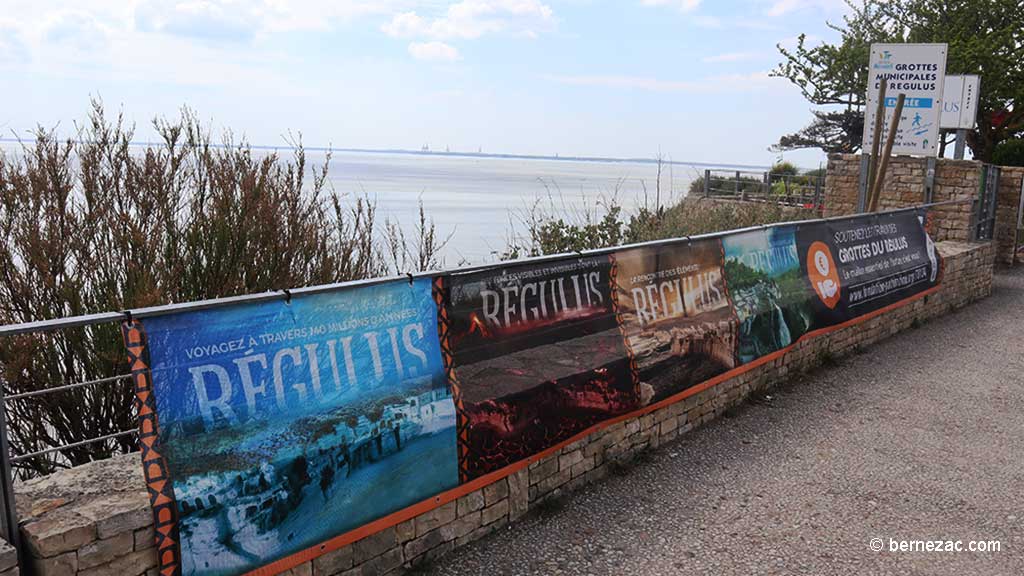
[143,280,458,576]
[863,43,947,157]
[442,256,640,481]
[795,209,941,327]
[940,74,980,130]
[613,240,737,403]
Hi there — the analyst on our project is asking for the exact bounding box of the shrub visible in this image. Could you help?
[769,161,800,176]
[504,194,814,257]
[0,101,446,478]
[992,139,1024,167]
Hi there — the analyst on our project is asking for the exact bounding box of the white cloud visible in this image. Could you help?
[382,0,554,40]
[766,0,850,17]
[408,40,461,62]
[2,1,411,48]
[640,0,702,12]
[43,10,111,51]
[693,15,780,31]
[383,12,430,38]
[544,71,774,93]
[702,52,760,63]
[134,1,259,41]
[132,0,408,40]
[0,20,31,65]
[0,1,320,89]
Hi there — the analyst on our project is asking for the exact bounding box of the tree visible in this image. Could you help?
[773,0,1024,161]
[771,1,894,153]
[884,0,1024,161]
[992,139,1024,167]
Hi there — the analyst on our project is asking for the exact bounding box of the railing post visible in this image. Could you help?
[704,169,710,197]
[0,385,22,559]
[734,171,741,195]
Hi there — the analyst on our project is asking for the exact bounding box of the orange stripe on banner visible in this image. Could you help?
[243,284,941,576]
[123,319,182,576]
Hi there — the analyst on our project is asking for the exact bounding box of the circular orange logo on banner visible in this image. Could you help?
[807,241,841,309]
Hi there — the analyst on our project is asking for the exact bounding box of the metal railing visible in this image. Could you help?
[972,164,1000,241]
[0,198,972,564]
[702,169,825,211]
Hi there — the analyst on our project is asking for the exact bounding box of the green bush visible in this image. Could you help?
[504,195,815,257]
[992,139,1024,167]
[769,161,800,176]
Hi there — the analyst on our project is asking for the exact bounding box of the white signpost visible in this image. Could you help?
[863,43,947,157]
[940,75,980,129]
[940,74,980,159]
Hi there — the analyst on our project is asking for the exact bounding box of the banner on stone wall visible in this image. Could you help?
[722,226,815,364]
[138,279,457,576]
[440,256,640,481]
[129,209,943,576]
[612,240,737,403]
[796,209,941,327]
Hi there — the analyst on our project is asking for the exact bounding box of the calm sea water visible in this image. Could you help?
[317,152,703,264]
[0,140,751,264]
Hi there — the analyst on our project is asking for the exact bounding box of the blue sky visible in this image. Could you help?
[0,0,851,168]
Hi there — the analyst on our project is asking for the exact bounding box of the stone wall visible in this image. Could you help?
[824,154,1023,265]
[10,240,995,576]
[823,154,978,243]
[994,167,1023,266]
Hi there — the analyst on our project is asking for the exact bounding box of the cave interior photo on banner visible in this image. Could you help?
[441,256,640,481]
[612,240,737,404]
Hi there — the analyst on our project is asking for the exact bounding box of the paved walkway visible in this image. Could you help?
[423,268,1024,576]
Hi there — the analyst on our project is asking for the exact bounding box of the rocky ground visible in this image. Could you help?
[419,267,1024,576]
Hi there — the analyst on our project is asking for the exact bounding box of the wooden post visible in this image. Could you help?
[865,81,888,212]
[869,93,906,212]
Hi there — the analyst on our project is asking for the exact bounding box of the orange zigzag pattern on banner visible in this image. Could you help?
[121,320,182,576]
[433,277,473,484]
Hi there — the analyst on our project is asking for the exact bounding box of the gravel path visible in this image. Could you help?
[421,268,1024,576]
